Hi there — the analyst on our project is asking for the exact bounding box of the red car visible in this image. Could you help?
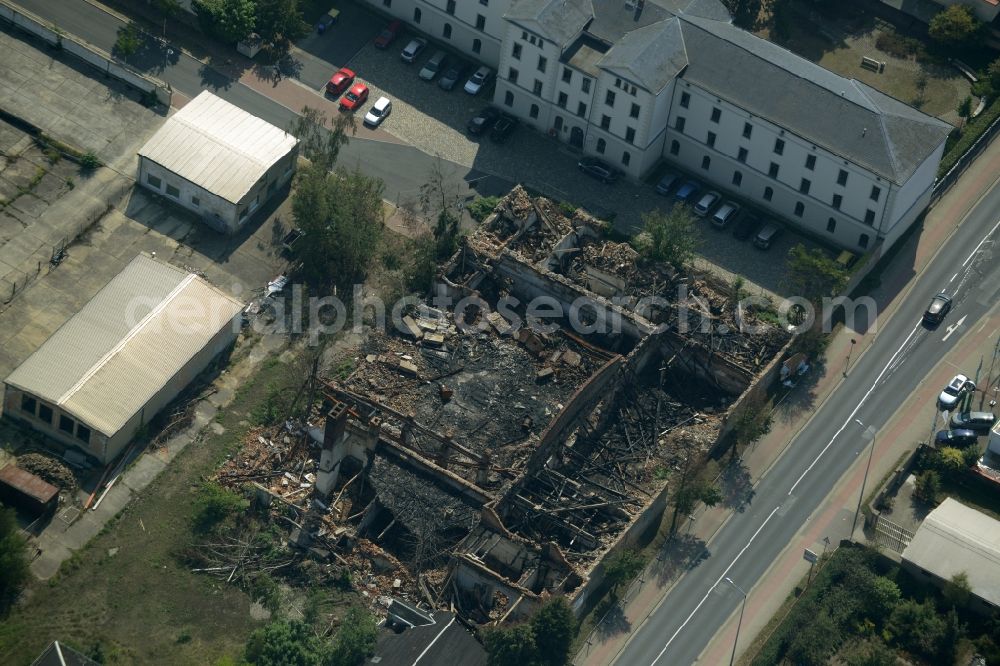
[325,67,355,96]
[374,20,401,49]
[339,82,369,111]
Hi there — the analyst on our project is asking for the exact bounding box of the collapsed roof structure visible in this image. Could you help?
[223,187,793,624]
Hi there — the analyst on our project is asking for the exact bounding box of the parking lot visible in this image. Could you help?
[290,10,825,299]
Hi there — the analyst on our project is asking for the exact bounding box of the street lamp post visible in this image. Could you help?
[851,421,877,537]
[723,576,749,666]
[844,338,857,377]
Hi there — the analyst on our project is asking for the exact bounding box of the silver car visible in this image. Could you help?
[938,374,974,411]
[464,66,493,95]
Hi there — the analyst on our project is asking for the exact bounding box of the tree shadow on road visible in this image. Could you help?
[773,361,824,426]
[650,533,709,587]
[593,597,632,639]
[720,460,755,512]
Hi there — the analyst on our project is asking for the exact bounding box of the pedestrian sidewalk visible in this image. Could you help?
[574,133,1000,666]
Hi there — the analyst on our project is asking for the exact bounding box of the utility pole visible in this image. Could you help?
[851,422,877,538]
[722,577,749,666]
[843,338,857,377]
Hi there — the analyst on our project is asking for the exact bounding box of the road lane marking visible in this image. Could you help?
[942,315,968,341]
[648,506,781,666]
[962,217,1000,267]
[788,321,920,496]
[950,272,958,283]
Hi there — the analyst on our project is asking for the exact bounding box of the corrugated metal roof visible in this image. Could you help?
[4,255,243,437]
[0,464,59,504]
[137,91,298,204]
[901,497,1000,607]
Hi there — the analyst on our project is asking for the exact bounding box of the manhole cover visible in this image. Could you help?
[60,507,80,525]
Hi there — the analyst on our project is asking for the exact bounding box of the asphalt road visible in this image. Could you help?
[615,186,1000,665]
[12,0,510,204]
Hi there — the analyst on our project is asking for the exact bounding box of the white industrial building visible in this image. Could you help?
[901,497,1000,614]
[137,91,299,234]
[2,254,244,464]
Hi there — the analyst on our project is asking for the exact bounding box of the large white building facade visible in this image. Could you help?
[361,0,952,253]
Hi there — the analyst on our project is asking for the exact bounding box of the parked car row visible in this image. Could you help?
[376,21,494,94]
[654,171,782,250]
[465,106,518,143]
[934,408,995,447]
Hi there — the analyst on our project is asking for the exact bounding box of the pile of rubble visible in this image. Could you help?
[468,186,573,263]
[216,425,318,506]
[17,453,76,490]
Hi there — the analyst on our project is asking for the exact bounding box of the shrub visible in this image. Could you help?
[913,469,941,505]
[192,483,248,532]
[0,505,30,606]
[79,151,100,170]
[468,195,501,222]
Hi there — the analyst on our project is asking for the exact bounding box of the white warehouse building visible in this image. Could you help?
[137,91,299,234]
[2,254,244,464]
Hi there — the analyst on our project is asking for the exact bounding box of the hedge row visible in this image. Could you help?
[937,97,1000,178]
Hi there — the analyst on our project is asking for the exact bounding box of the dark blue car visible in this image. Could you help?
[674,180,699,202]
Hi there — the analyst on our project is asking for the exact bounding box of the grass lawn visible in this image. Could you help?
[0,344,308,665]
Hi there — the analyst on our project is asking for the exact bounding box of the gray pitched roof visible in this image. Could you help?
[505,0,594,47]
[598,19,688,92]
[652,0,732,21]
[675,15,952,184]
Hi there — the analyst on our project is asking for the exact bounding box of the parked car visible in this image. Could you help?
[693,191,721,217]
[753,223,782,250]
[374,20,402,49]
[467,107,500,135]
[325,67,355,96]
[733,213,762,241]
[464,66,493,95]
[364,96,392,127]
[950,411,997,433]
[938,374,974,411]
[835,250,858,270]
[316,9,339,34]
[339,82,369,111]
[655,172,679,196]
[490,115,518,143]
[711,201,741,229]
[419,50,448,80]
[438,62,469,91]
[934,429,979,447]
[674,180,699,203]
[577,157,621,184]
[401,38,427,63]
[922,292,952,326]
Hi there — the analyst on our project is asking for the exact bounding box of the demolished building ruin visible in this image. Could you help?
[218,186,793,625]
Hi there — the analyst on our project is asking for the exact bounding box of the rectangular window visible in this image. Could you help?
[382,0,390,6]
[794,201,804,217]
[680,92,690,108]
[581,78,590,93]
[537,56,547,73]
[701,155,711,170]
[805,154,816,170]
[710,107,721,123]
[521,31,527,40]
[476,14,485,30]
[21,394,37,415]
[75,424,91,445]
[870,185,881,202]
[732,171,742,186]
[669,140,679,156]
[707,131,716,148]
[38,403,53,424]
[763,186,773,201]
[865,209,876,225]
[768,162,779,178]
[832,194,842,210]
[59,414,74,434]
[799,178,810,194]
[577,102,586,118]
[529,104,539,119]
[533,80,543,96]
[512,43,522,60]
[191,196,200,207]
[562,68,572,83]
[837,169,848,186]
[859,233,870,249]
[827,218,836,233]
[675,116,685,132]
[630,103,640,119]
[773,138,784,155]
[508,68,518,84]
[557,92,567,108]
[480,0,488,4]
[146,173,162,189]
[600,115,611,130]
[622,151,631,166]
[626,127,636,144]
[166,184,180,198]
[605,90,615,106]
[737,147,747,163]
[446,0,455,13]
[742,122,752,139]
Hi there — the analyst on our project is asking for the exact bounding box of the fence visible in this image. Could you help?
[0,0,171,107]
[931,109,1000,205]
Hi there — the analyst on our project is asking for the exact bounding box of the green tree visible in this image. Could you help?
[193,0,256,44]
[943,571,972,609]
[114,23,142,59]
[957,95,974,129]
[192,483,249,532]
[245,619,323,666]
[468,195,501,222]
[936,446,967,476]
[0,505,30,606]
[724,0,761,29]
[405,233,438,293]
[786,244,849,303]
[531,598,576,666]
[866,576,901,622]
[602,549,644,595]
[484,623,537,666]
[988,57,1000,93]
[433,209,461,260]
[929,5,983,46]
[255,0,308,54]
[632,206,699,271]
[913,469,941,505]
[328,607,377,666]
[290,106,355,172]
[840,637,898,666]
[886,598,946,659]
[730,397,772,460]
[786,609,841,665]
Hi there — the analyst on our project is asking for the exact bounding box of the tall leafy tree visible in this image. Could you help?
[328,607,377,666]
[632,206,700,272]
[0,505,29,607]
[531,598,576,666]
[255,0,308,53]
[484,624,537,666]
[245,619,323,666]
[786,243,848,303]
[193,0,256,44]
[929,5,984,46]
